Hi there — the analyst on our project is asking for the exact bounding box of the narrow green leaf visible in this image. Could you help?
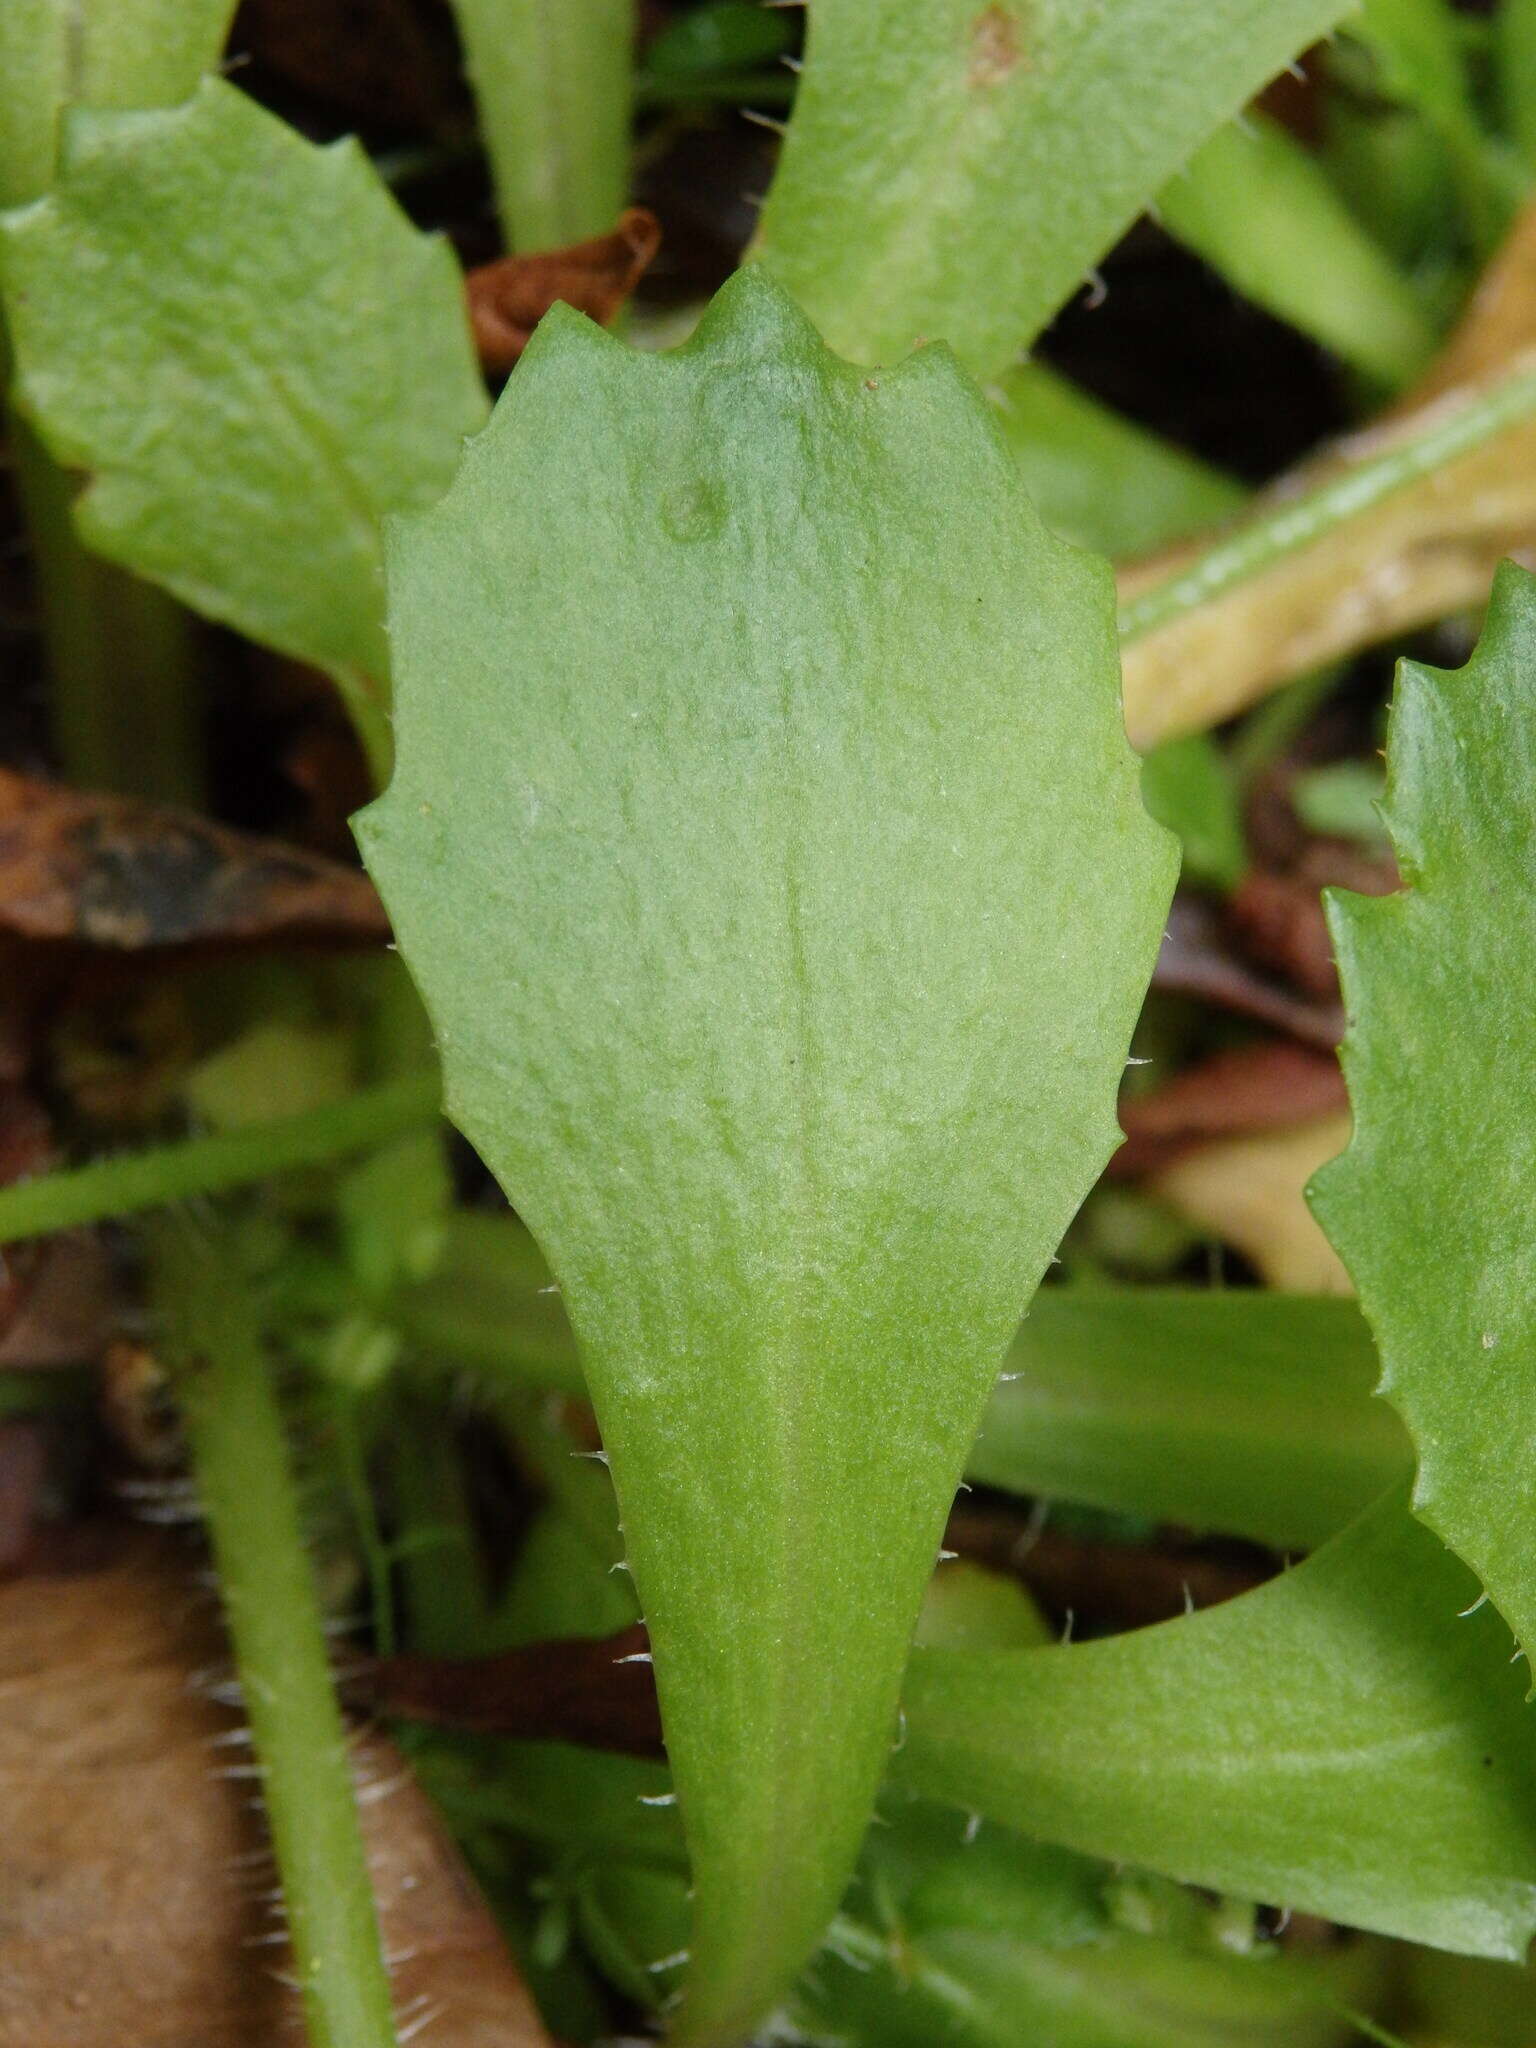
[0,1070,440,1247]
[0,79,489,775]
[1157,115,1437,390]
[898,1491,1536,1960]
[971,1290,1411,1550]
[752,0,1356,376]
[448,0,633,249]
[1350,0,1528,246]
[358,268,1174,2043]
[1311,561,1536,1666]
[992,363,1244,560]
[1138,735,1247,891]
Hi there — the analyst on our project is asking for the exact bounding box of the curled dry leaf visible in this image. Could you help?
[1121,202,1536,747]
[1153,893,1344,1047]
[1226,868,1347,1002]
[0,768,387,952]
[365,1620,665,1757]
[1152,1113,1354,1294]
[0,1532,553,2048]
[1114,1040,1348,1179]
[466,208,662,376]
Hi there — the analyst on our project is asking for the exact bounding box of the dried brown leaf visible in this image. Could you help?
[466,209,662,376]
[1152,893,1344,1047]
[1115,1040,1347,1179]
[0,1532,553,2048]
[1121,203,1536,747]
[366,1621,664,1758]
[0,768,387,951]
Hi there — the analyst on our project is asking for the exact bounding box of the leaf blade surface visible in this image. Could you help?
[359,268,1174,2042]
[899,1491,1536,1959]
[0,79,488,766]
[1311,561,1536,1662]
[753,0,1356,376]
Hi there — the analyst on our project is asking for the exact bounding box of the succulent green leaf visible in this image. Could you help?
[752,0,1357,377]
[898,1490,1536,1959]
[1311,561,1536,1667]
[0,79,488,773]
[358,267,1174,2044]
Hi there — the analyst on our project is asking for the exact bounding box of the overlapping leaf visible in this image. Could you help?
[1312,561,1536,1665]
[899,1491,1536,1958]
[752,0,1356,376]
[359,269,1174,2043]
[0,79,488,771]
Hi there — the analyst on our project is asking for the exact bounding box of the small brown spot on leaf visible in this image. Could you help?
[969,4,1025,86]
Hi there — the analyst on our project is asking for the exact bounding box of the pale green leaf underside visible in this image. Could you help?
[900,1490,1536,1960]
[0,79,487,739]
[1311,562,1536,1666]
[359,268,1174,2043]
[752,0,1356,377]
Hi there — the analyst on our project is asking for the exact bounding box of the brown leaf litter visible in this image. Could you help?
[467,209,663,377]
[0,1532,553,2047]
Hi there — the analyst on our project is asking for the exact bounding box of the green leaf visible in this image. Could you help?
[1349,0,1528,247]
[391,1210,588,1396]
[897,1490,1536,1959]
[970,1289,1411,1550]
[992,363,1244,561]
[752,0,1357,376]
[447,0,632,249]
[1496,0,1536,174]
[0,0,236,206]
[1138,734,1246,891]
[1292,759,1390,846]
[794,1809,1385,2048]
[0,79,489,775]
[1311,561,1536,1668]
[392,1218,1407,1547]
[358,267,1174,2044]
[1156,114,1437,390]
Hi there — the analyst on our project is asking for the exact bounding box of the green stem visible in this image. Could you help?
[0,1070,440,1245]
[0,0,237,801]
[1117,358,1536,645]
[8,403,205,801]
[150,1219,397,2048]
[450,0,635,249]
